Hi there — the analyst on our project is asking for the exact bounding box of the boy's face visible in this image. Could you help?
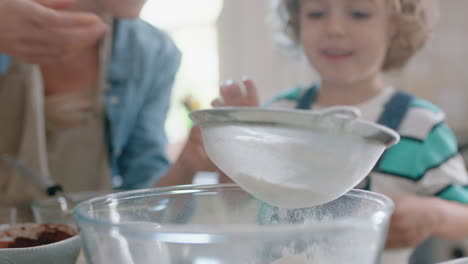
[99,0,147,18]
[299,0,393,86]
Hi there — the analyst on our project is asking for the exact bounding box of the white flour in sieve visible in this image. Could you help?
[206,125,383,208]
[233,173,337,208]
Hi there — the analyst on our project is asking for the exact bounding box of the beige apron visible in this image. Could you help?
[0,20,113,222]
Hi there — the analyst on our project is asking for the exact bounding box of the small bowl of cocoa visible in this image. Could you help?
[0,223,80,264]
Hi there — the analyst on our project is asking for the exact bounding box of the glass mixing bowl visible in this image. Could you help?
[74,184,394,264]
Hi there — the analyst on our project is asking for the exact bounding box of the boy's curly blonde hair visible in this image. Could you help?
[271,0,439,71]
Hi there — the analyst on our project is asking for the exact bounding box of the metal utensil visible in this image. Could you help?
[1,155,75,213]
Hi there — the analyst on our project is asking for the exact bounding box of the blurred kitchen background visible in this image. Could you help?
[141,0,468,162]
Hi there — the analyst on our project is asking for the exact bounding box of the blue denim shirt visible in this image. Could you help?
[0,19,181,190]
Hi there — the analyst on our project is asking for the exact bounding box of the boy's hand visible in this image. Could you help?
[0,0,108,64]
[386,195,445,249]
[212,77,260,107]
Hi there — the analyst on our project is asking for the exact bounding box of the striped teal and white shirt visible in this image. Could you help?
[267,86,468,203]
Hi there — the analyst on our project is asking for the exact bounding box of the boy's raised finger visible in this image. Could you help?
[242,77,259,103]
[221,81,243,102]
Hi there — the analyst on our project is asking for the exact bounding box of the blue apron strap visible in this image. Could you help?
[376,90,414,131]
[372,90,414,179]
[296,84,319,110]
[367,90,414,190]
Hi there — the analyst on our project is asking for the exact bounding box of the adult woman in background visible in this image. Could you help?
[0,0,211,221]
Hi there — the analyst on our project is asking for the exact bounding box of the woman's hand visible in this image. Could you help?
[176,126,218,174]
[386,195,446,249]
[156,126,221,187]
[0,0,108,64]
[212,77,260,107]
